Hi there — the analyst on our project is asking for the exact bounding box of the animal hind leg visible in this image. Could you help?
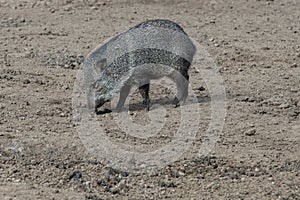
[139,83,151,111]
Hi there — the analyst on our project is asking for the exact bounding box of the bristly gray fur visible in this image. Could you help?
[83,19,196,112]
[101,48,191,85]
[131,19,187,35]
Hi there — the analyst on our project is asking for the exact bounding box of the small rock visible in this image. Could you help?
[116,179,126,189]
[264,65,271,69]
[110,187,120,194]
[290,88,298,93]
[63,6,72,11]
[90,6,98,10]
[23,79,30,84]
[262,46,271,50]
[59,112,66,117]
[279,103,290,109]
[159,180,176,188]
[62,85,69,90]
[290,63,297,68]
[68,170,82,180]
[288,111,299,118]
[97,179,107,186]
[244,128,256,136]
[49,8,56,13]
[197,86,205,91]
[178,171,185,176]
[35,80,45,85]
[228,172,239,179]
[206,182,215,189]
[85,194,103,200]
[104,167,119,177]
[128,111,134,116]
[71,61,78,67]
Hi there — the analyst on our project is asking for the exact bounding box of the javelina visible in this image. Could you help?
[83,19,196,113]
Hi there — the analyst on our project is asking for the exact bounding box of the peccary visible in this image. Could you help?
[83,19,196,113]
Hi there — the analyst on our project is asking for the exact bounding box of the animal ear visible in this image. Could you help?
[94,58,107,74]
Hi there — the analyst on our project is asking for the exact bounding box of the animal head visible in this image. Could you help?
[83,57,108,112]
[92,78,114,110]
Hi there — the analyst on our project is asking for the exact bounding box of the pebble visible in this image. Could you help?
[159,180,176,188]
[59,112,66,117]
[288,111,299,118]
[128,111,134,116]
[49,8,56,13]
[110,187,120,194]
[178,171,185,176]
[206,182,215,189]
[90,6,98,10]
[23,79,30,84]
[63,6,72,11]
[279,103,290,109]
[244,128,256,136]
[62,85,69,90]
[290,88,298,92]
[85,194,103,200]
[197,86,205,91]
[262,46,271,50]
[228,172,239,179]
[68,170,82,180]
[97,179,107,186]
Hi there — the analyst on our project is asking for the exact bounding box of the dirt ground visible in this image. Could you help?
[0,0,299,199]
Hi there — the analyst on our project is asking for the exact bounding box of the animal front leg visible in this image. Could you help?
[139,83,151,111]
[170,71,189,107]
[115,85,131,112]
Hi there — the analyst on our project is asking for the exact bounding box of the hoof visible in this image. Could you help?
[172,97,180,108]
[142,99,151,111]
[172,103,179,108]
[145,106,150,111]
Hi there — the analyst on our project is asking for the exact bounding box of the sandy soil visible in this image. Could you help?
[0,0,299,199]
